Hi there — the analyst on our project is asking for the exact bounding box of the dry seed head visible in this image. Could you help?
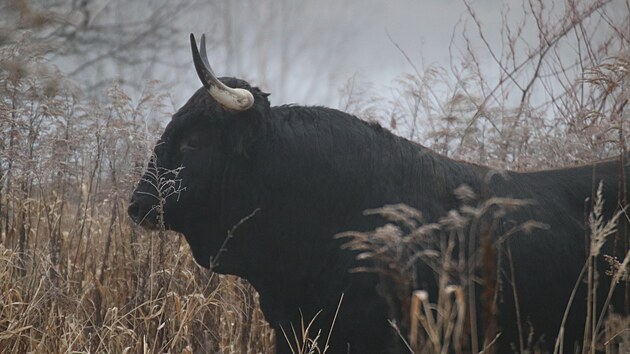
[42,76,61,98]
[413,290,429,301]
[605,251,630,283]
[588,181,623,257]
[438,209,468,230]
[5,59,27,83]
[454,184,477,203]
[444,285,459,295]
[619,251,630,281]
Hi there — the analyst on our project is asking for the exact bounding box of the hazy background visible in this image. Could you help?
[46,0,480,107]
[1,1,629,353]
[40,0,610,107]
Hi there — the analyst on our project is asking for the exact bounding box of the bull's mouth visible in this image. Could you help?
[137,217,161,230]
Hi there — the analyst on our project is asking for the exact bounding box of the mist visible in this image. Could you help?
[47,0,510,107]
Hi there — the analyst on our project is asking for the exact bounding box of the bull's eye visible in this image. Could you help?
[180,137,202,153]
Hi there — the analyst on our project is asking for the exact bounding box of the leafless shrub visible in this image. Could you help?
[345,0,629,171]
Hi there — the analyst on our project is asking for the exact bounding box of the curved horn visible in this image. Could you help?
[190,34,254,111]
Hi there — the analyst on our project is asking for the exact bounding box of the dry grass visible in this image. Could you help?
[0,236,273,353]
[2,0,630,353]
[339,184,630,354]
[338,189,550,354]
[0,71,274,352]
[280,293,343,354]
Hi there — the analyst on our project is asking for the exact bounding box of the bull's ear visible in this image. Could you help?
[222,87,271,156]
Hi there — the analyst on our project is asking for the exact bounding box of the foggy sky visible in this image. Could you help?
[54,0,626,114]
[161,0,505,109]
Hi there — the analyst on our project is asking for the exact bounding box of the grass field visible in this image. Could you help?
[2,1,630,352]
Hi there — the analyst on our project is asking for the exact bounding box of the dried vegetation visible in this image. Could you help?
[2,0,630,353]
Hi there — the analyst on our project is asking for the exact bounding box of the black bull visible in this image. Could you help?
[128,35,629,354]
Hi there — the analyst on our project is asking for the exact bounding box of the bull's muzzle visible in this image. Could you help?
[127,194,160,229]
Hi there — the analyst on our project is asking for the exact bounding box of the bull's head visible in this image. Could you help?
[127,34,271,271]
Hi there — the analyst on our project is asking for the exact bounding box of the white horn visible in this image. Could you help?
[190,33,254,111]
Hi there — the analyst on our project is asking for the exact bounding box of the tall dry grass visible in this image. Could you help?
[2,0,630,353]
[0,39,274,352]
[338,185,630,354]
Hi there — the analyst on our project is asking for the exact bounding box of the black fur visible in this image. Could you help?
[129,77,629,354]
